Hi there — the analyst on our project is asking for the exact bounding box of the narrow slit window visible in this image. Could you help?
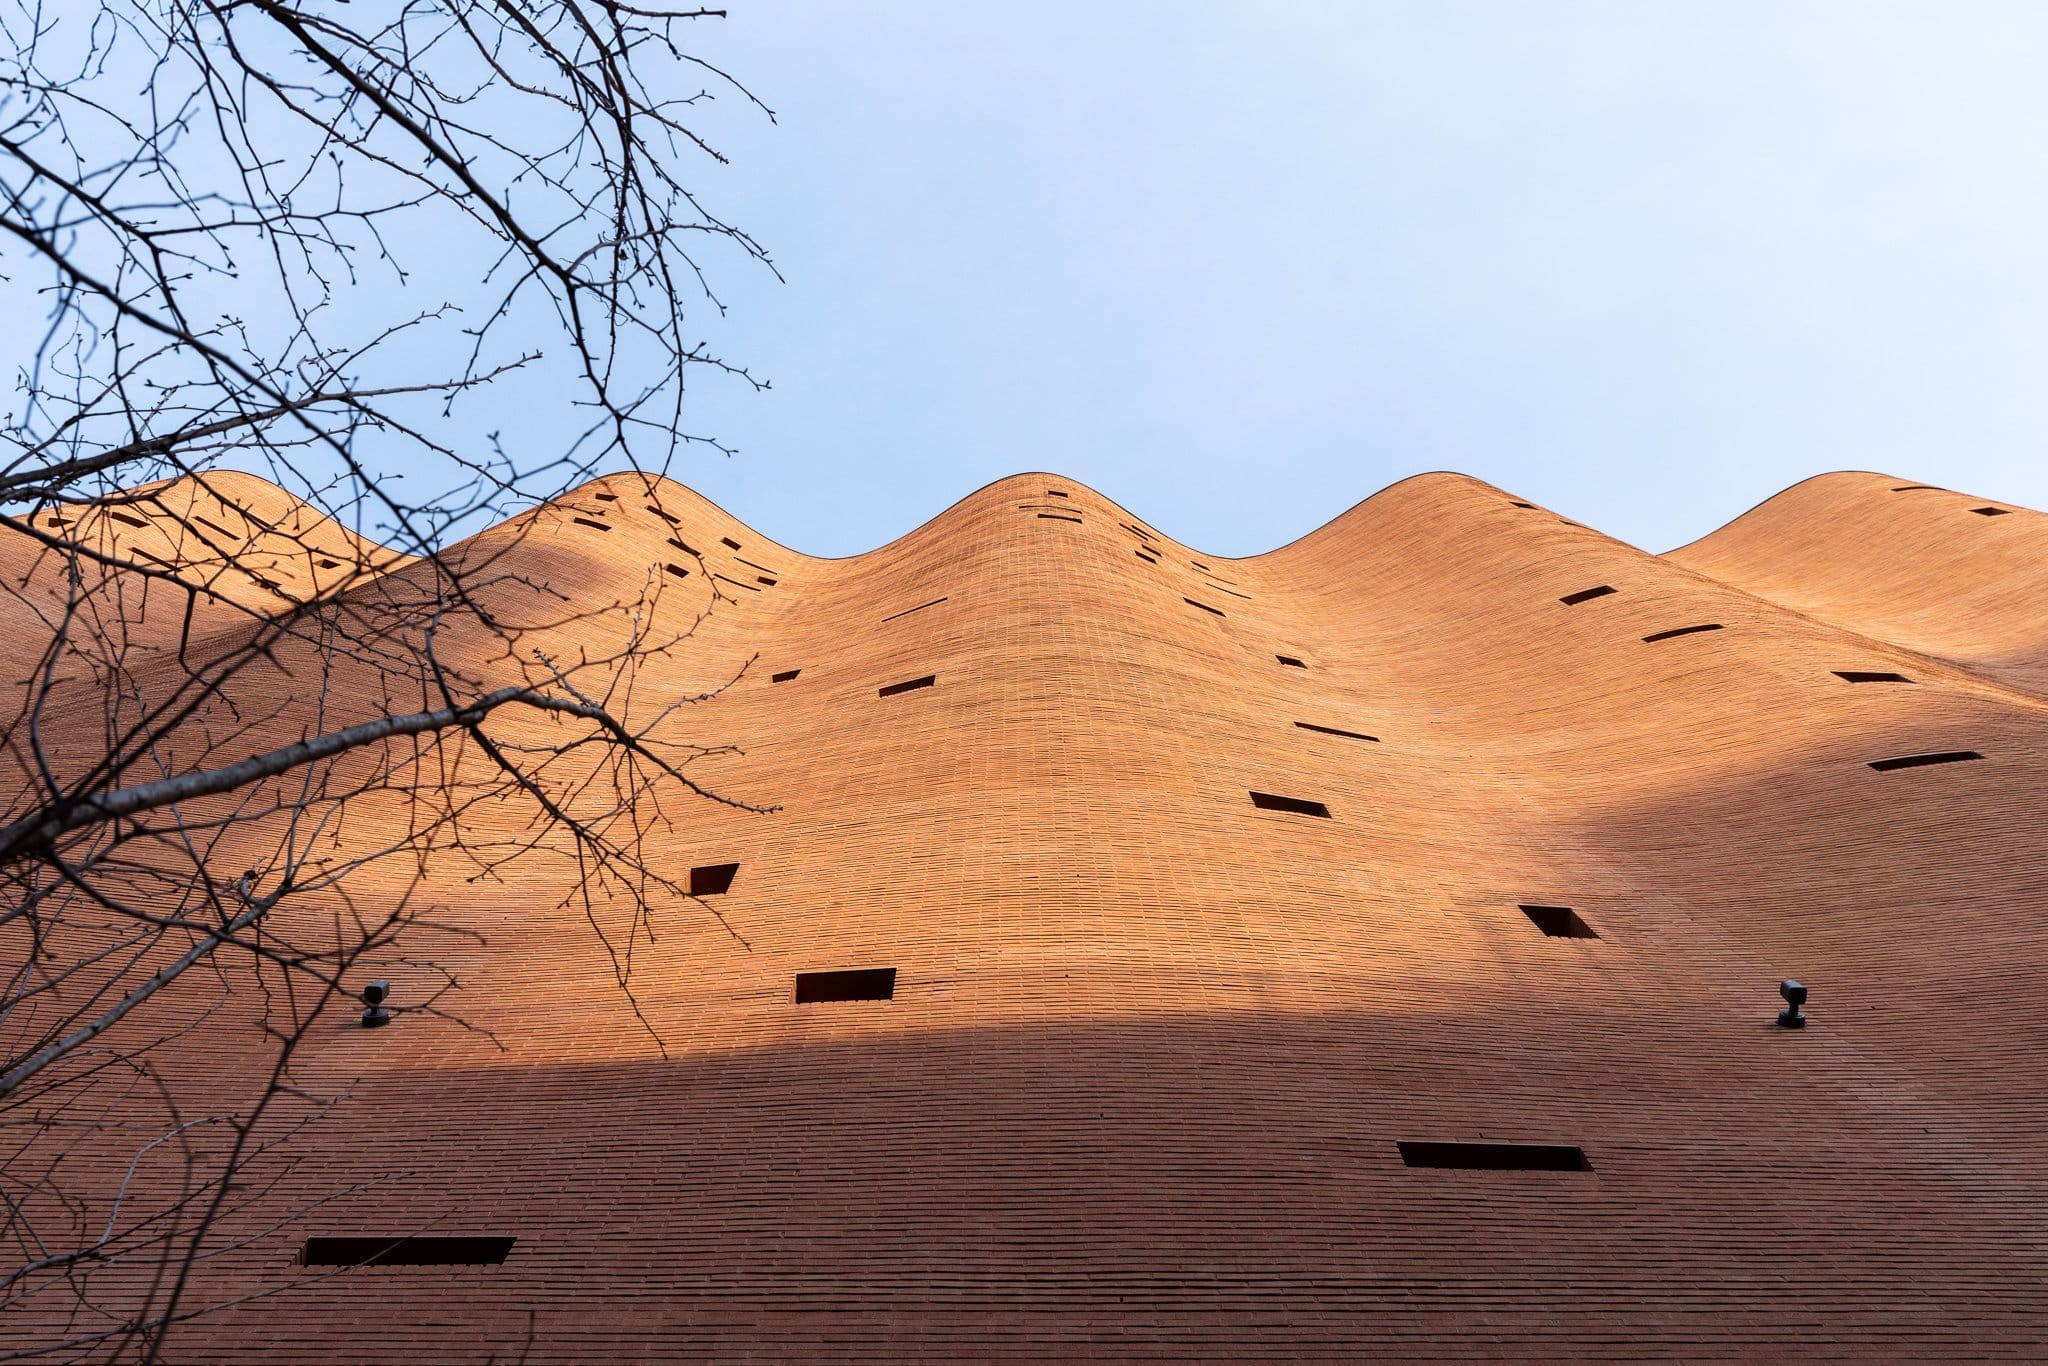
[1510,500,1535,508]
[109,510,148,528]
[317,558,340,570]
[1869,750,1984,772]
[1834,670,1911,684]
[1295,721,1379,743]
[594,492,618,502]
[1136,550,1159,563]
[1972,506,2013,516]
[1047,489,1069,497]
[1276,655,1307,668]
[879,674,936,697]
[757,577,777,586]
[1249,791,1331,818]
[572,516,612,532]
[1397,1141,1590,1172]
[1184,597,1225,616]
[771,669,800,683]
[1559,585,1615,606]
[1214,586,1253,600]
[663,563,690,580]
[1642,623,1722,643]
[1519,904,1597,939]
[1037,512,1083,523]
[1892,485,1938,492]
[721,536,742,549]
[689,862,739,896]
[647,506,681,523]
[303,1236,515,1267]
[795,967,896,1003]
[881,596,948,623]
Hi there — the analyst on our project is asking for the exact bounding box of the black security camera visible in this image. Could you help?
[1776,979,1807,1029]
[360,979,392,1029]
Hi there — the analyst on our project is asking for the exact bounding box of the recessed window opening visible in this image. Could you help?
[1520,904,1597,939]
[1214,586,1252,600]
[109,510,148,528]
[721,536,742,549]
[317,558,340,569]
[1892,485,1938,493]
[881,596,948,623]
[1972,506,2012,516]
[1249,791,1330,818]
[594,492,618,502]
[1397,1141,1590,1172]
[572,516,611,532]
[757,577,777,586]
[771,669,800,683]
[1184,597,1225,616]
[1038,513,1083,523]
[1135,550,1159,563]
[663,563,690,580]
[1510,500,1535,508]
[1559,585,1615,606]
[303,1236,515,1267]
[689,862,739,896]
[795,967,896,1003]
[1642,624,1722,643]
[1047,489,1069,497]
[879,674,936,697]
[1276,655,1307,668]
[1191,560,1210,571]
[1295,721,1378,743]
[1869,751,1984,772]
[647,506,681,523]
[1834,670,1911,684]
[713,574,761,591]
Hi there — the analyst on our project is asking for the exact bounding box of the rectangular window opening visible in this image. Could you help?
[594,492,618,502]
[879,674,936,698]
[1295,721,1379,743]
[771,669,800,683]
[1642,623,1723,643]
[757,577,777,586]
[572,516,612,532]
[1135,550,1159,563]
[109,510,149,529]
[1973,506,2013,516]
[317,558,340,570]
[795,967,896,1003]
[1396,1141,1590,1172]
[1892,485,1938,493]
[1276,655,1307,668]
[302,1236,515,1268]
[1249,791,1330,818]
[721,536,742,549]
[1510,500,1535,509]
[1047,489,1069,497]
[1834,670,1911,684]
[1559,584,1615,606]
[881,596,948,623]
[689,862,739,896]
[1519,904,1598,939]
[1184,597,1226,617]
[1037,512,1083,523]
[663,562,690,580]
[1869,750,1984,772]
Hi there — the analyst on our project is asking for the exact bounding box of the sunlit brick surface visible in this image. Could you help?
[11,469,2048,1358]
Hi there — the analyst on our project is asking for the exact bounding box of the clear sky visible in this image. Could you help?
[643,1,2048,557]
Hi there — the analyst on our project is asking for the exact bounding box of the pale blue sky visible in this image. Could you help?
[651,1,2048,556]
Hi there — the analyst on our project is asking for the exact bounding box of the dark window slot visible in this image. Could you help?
[303,1236,515,1267]
[1519,904,1597,939]
[647,506,681,523]
[251,575,282,591]
[735,557,778,573]
[689,862,739,896]
[1642,623,1722,643]
[1120,522,1155,542]
[795,967,896,1003]
[1869,750,1984,772]
[663,562,691,580]
[721,536,742,549]
[1397,1141,1590,1172]
[771,669,800,683]
[109,510,149,528]
[881,596,948,623]
[1510,500,1535,508]
[1834,670,1911,684]
[572,516,611,532]
[1559,584,1615,606]
[1047,489,1069,497]
[1276,655,1307,668]
[1037,512,1083,523]
[879,674,935,697]
[317,558,340,569]
[757,577,777,586]
[1249,791,1330,818]
[713,574,761,591]
[1892,485,1937,492]
[1295,721,1379,743]
[1135,550,1159,563]
[1191,560,1210,570]
[1972,506,2012,516]
[594,492,618,501]
[1214,586,1252,600]
[1184,597,1225,616]
[668,537,700,556]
